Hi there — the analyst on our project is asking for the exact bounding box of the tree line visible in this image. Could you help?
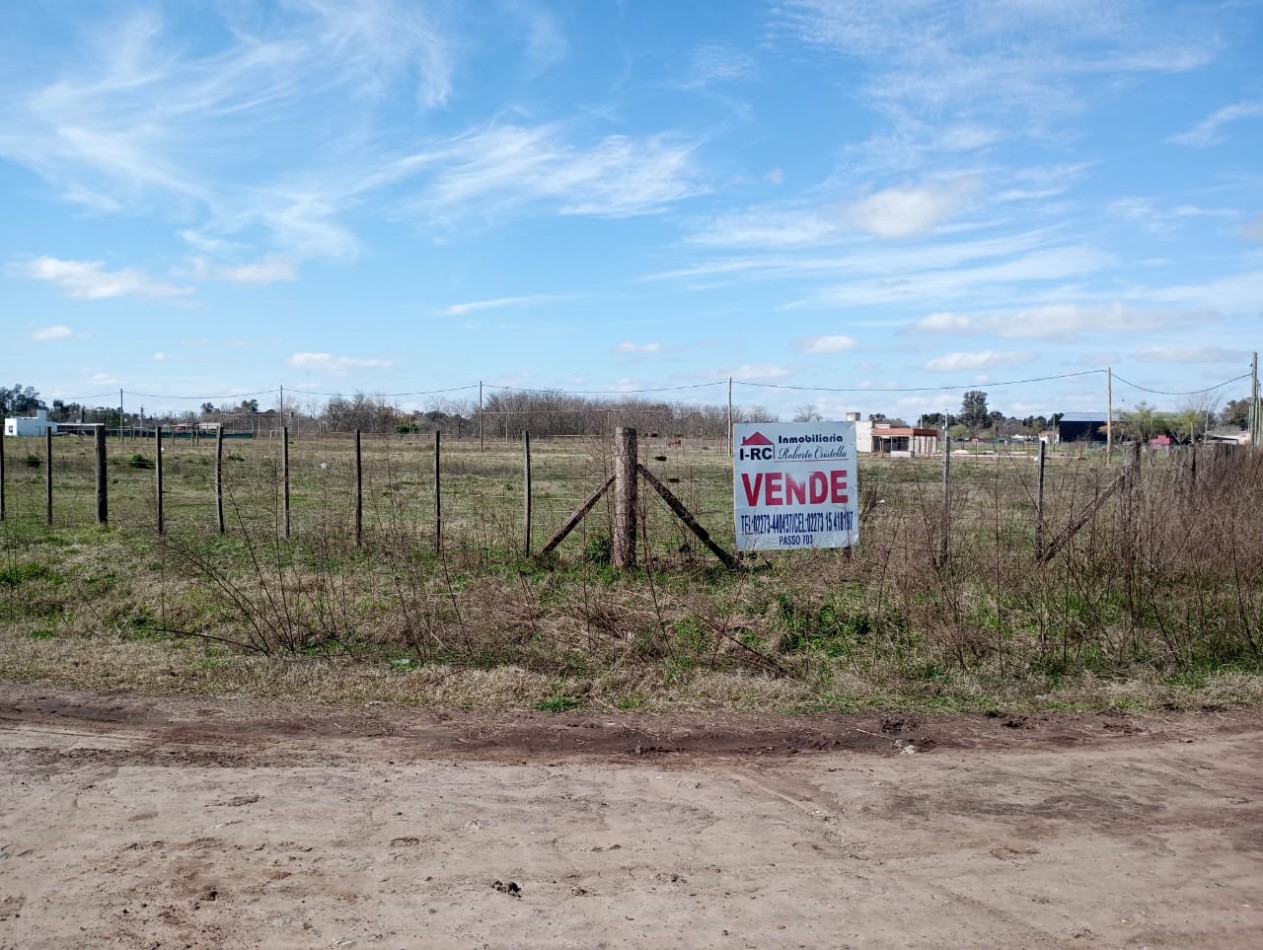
[4,383,1252,442]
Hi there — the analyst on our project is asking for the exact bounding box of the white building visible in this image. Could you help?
[3,408,57,437]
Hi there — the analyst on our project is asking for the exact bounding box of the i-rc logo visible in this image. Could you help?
[739,431,774,461]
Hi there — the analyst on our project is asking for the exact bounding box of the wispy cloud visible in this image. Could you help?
[442,293,574,316]
[181,255,299,284]
[682,44,756,88]
[796,335,856,353]
[30,325,76,341]
[913,312,973,332]
[410,125,707,221]
[844,177,980,239]
[9,256,193,300]
[923,350,1032,373]
[915,302,1194,343]
[615,342,662,354]
[774,0,1217,167]
[1242,214,1263,242]
[1134,345,1243,364]
[1169,101,1263,147]
[686,209,838,247]
[287,352,392,375]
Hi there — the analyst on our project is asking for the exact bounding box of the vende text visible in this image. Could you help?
[740,469,848,506]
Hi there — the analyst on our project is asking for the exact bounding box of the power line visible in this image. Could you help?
[737,369,1107,394]
[124,387,280,401]
[297,384,481,398]
[489,382,727,395]
[1110,373,1249,397]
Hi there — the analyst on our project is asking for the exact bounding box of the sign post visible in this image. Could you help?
[733,421,859,551]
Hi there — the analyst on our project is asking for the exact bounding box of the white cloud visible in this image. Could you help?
[725,363,792,380]
[181,254,299,284]
[442,294,572,316]
[615,342,663,354]
[923,351,1032,372]
[412,125,707,220]
[9,256,193,300]
[286,352,392,375]
[1134,345,1244,365]
[687,209,837,247]
[913,302,1193,343]
[796,335,856,353]
[1169,101,1263,147]
[30,325,75,340]
[216,256,299,284]
[683,44,756,88]
[775,1,1216,169]
[913,311,973,332]
[844,177,980,239]
[0,3,452,258]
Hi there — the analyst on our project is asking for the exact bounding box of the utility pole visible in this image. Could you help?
[727,376,733,458]
[119,388,124,442]
[478,381,484,453]
[1251,352,1260,450]
[1106,365,1113,461]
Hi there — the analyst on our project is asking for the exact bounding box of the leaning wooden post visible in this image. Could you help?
[433,430,442,555]
[938,429,950,565]
[523,431,532,557]
[45,427,54,526]
[282,425,291,540]
[613,427,638,569]
[94,425,108,525]
[353,429,363,547]
[155,426,164,535]
[214,425,225,534]
[1034,439,1046,560]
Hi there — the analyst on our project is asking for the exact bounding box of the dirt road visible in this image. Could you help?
[1,687,1260,949]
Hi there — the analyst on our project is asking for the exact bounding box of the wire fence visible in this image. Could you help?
[0,431,741,565]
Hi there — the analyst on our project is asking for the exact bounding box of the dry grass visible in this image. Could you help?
[2,436,1262,713]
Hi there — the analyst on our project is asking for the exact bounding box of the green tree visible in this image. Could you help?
[1220,398,1250,430]
[0,384,43,415]
[1116,402,1169,441]
[959,390,989,431]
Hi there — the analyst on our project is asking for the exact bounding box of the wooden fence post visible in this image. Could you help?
[433,430,442,555]
[523,431,532,557]
[614,427,638,569]
[1034,439,1046,561]
[0,421,6,522]
[938,431,950,566]
[155,426,164,535]
[45,428,54,526]
[354,429,363,547]
[282,426,290,540]
[215,425,225,534]
[95,425,108,525]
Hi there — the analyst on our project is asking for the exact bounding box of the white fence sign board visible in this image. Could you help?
[732,421,859,551]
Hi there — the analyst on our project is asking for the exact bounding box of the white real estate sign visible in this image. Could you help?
[733,421,859,551]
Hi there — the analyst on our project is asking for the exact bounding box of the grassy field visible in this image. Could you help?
[2,432,1262,713]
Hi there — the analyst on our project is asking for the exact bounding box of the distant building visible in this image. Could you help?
[868,424,940,457]
[3,408,56,437]
[1055,412,1108,444]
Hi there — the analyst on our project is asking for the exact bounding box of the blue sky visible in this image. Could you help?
[3,0,1262,420]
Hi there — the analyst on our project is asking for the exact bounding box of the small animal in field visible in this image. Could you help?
[667,438,683,448]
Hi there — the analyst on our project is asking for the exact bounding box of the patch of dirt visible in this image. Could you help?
[1,684,1261,948]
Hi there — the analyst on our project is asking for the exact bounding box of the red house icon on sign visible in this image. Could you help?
[741,432,773,446]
